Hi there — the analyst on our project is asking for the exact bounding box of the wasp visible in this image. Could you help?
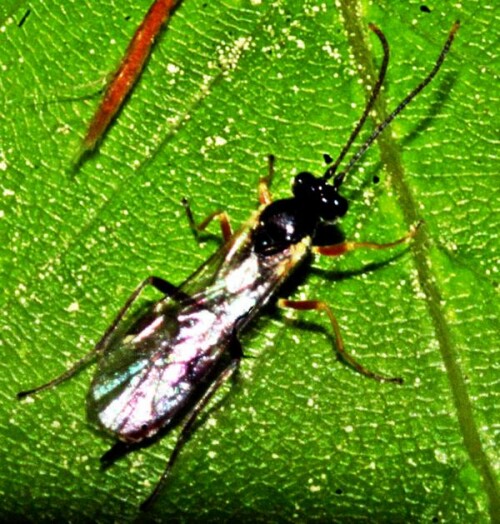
[18,21,460,510]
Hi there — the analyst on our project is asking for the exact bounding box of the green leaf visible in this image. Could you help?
[1,0,498,522]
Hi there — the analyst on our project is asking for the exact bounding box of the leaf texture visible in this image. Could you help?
[1,0,498,521]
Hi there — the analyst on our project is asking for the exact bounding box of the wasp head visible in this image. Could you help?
[253,172,348,256]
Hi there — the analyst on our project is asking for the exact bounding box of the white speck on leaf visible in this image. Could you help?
[66,302,80,313]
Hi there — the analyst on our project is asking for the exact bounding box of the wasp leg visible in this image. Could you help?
[291,226,422,384]
[17,275,181,399]
[140,356,241,511]
[314,222,421,257]
[182,198,233,243]
[278,298,402,384]
[259,154,275,205]
[181,154,275,241]
[228,333,244,359]
[100,440,135,469]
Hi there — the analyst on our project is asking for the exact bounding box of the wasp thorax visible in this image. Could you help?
[293,172,348,221]
[253,199,306,255]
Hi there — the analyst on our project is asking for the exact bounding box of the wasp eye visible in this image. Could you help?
[319,185,348,220]
[293,172,319,201]
[334,194,349,217]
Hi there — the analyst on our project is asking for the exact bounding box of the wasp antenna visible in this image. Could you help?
[323,24,390,181]
[340,20,460,179]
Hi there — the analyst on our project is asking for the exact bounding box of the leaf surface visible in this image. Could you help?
[1,0,498,522]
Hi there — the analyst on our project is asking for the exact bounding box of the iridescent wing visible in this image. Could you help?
[87,219,309,443]
[87,238,242,443]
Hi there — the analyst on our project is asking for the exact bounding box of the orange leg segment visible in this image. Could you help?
[314,222,421,257]
[278,298,403,383]
[182,199,233,242]
[258,154,275,205]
